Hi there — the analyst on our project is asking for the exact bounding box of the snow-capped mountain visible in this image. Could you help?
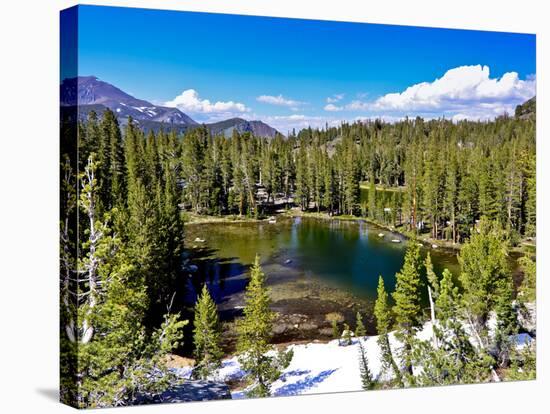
[60,76,280,137]
[60,76,197,127]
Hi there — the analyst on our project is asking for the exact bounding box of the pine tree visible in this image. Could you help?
[458,219,511,349]
[368,170,376,220]
[193,285,223,380]
[518,255,536,303]
[355,311,366,337]
[342,323,353,345]
[358,340,375,390]
[331,319,340,340]
[392,241,423,334]
[444,150,459,243]
[494,277,517,368]
[412,268,492,386]
[392,240,423,376]
[424,252,437,292]
[236,255,293,397]
[374,276,403,387]
[295,138,309,210]
[73,155,187,407]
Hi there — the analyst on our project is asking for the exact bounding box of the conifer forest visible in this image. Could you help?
[60,5,536,408]
[61,104,536,407]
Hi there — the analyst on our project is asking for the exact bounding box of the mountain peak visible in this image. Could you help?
[60,76,279,137]
[207,118,279,138]
[60,75,197,128]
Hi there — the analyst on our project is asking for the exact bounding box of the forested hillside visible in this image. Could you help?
[176,110,536,244]
[60,100,536,406]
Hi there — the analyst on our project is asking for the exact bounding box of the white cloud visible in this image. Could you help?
[165,89,250,118]
[262,114,343,133]
[324,103,343,112]
[326,93,345,103]
[256,94,305,110]
[354,115,406,124]
[345,100,370,111]
[372,65,535,116]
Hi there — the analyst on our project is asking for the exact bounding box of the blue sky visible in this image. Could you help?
[71,5,536,132]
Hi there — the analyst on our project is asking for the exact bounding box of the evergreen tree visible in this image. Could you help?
[392,241,423,377]
[358,340,375,390]
[458,219,511,349]
[193,285,223,380]
[331,319,340,340]
[368,171,376,219]
[236,256,293,397]
[342,323,353,345]
[374,276,402,386]
[412,268,491,386]
[494,277,517,368]
[71,155,187,407]
[355,311,366,337]
[518,255,536,303]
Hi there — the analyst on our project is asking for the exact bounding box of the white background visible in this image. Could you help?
[0,0,547,413]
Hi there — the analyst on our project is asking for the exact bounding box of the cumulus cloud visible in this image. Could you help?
[372,65,535,119]
[256,94,305,110]
[345,100,370,111]
[324,103,343,112]
[326,93,345,103]
[165,89,250,118]
[354,115,406,124]
[262,114,343,134]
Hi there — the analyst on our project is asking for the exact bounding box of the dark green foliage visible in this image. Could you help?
[236,256,293,397]
[507,343,536,381]
[411,268,492,386]
[518,255,536,303]
[169,114,534,245]
[392,240,423,377]
[61,110,187,407]
[331,319,340,340]
[193,285,223,380]
[342,323,352,345]
[60,155,187,408]
[374,276,403,387]
[458,219,511,347]
[392,241,423,335]
[355,311,366,337]
[358,341,375,390]
[62,103,536,402]
[494,277,518,367]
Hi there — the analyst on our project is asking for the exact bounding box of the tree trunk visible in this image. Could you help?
[428,285,438,348]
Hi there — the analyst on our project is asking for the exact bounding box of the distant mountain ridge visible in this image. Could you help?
[60,76,197,128]
[60,76,280,137]
[515,96,536,120]
[206,118,279,138]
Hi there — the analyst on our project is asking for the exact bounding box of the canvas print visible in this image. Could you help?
[60,5,536,408]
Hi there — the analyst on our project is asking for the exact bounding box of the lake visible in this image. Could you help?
[181,216,462,345]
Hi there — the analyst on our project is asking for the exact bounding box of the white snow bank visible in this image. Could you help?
[173,311,535,398]
[214,324,429,398]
